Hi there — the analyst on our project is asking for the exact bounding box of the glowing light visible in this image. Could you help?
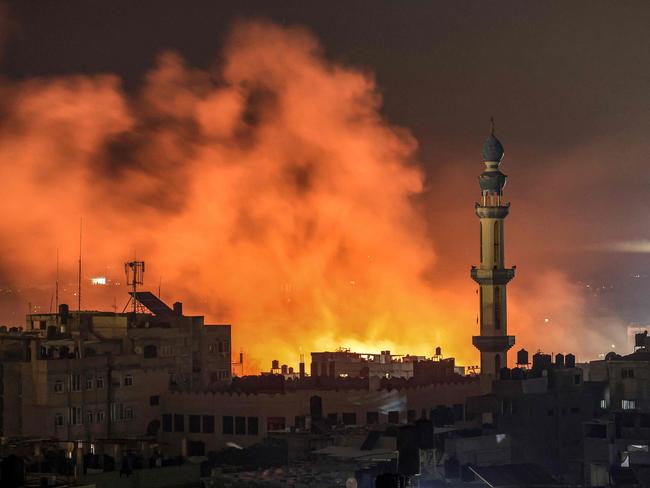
[91,277,107,285]
[544,318,549,323]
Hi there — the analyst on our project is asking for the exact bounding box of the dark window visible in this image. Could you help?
[342,412,357,425]
[407,410,416,423]
[570,407,580,414]
[189,415,201,433]
[327,413,338,424]
[366,411,379,425]
[162,414,172,432]
[452,404,464,421]
[493,221,499,262]
[267,417,286,431]
[235,416,246,435]
[202,415,215,433]
[247,417,259,435]
[479,222,483,263]
[222,416,234,435]
[494,287,501,329]
[143,345,157,358]
[574,374,581,384]
[174,414,184,432]
[388,411,399,424]
[294,415,306,429]
[149,395,160,406]
[622,368,634,379]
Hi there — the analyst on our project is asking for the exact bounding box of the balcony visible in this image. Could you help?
[472,335,515,353]
[471,268,515,285]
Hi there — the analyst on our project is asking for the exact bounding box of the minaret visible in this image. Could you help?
[471,123,515,392]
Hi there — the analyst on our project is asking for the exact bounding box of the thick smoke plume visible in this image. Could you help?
[0,20,618,370]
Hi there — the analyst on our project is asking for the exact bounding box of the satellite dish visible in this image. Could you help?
[346,478,357,488]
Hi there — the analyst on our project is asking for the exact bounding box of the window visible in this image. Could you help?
[267,417,286,431]
[294,415,306,430]
[96,411,105,423]
[143,345,157,358]
[69,406,82,425]
[494,287,501,329]
[96,376,104,389]
[174,414,184,432]
[622,400,637,410]
[247,417,259,436]
[85,376,93,390]
[55,413,64,426]
[235,416,246,435]
[223,416,234,435]
[366,412,379,425]
[493,221,500,262]
[570,407,580,414]
[124,374,133,386]
[161,345,173,357]
[86,410,94,424]
[111,403,124,422]
[388,411,399,424]
[150,395,160,406]
[574,374,581,384]
[54,380,64,393]
[162,414,172,432]
[202,415,215,434]
[342,413,357,425]
[622,368,635,379]
[219,370,230,380]
[189,415,201,433]
[600,399,608,409]
[70,374,81,392]
[124,408,134,421]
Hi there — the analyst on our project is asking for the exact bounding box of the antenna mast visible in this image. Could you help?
[77,219,82,311]
[124,259,145,315]
[55,248,59,312]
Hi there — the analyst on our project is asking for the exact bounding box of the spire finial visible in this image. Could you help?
[490,116,495,136]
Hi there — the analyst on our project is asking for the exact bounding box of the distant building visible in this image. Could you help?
[310,349,426,379]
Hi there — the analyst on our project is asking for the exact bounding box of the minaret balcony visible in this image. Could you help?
[475,204,510,219]
[472,335,515,353]
[471,267,515,285]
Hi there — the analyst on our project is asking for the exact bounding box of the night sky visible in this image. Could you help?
[2,1,650,364]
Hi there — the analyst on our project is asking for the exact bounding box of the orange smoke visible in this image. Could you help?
[0,20,612,371]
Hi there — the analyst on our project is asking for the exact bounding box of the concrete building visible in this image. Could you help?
[158,375,479,456]
[471,129,516,392]
[0,292,231,456]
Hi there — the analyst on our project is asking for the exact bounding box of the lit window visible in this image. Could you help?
[96,411,105,423]
[54,380,64,393]
[600,399,608,409]
[86,410,94,424]
[124,374,133,386]
[622,400,636,410]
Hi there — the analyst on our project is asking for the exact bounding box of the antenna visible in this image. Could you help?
[158,276,162,298]
[55,248,59,313]
[77,218,82,311]
[124,259,145,315]
[490,116,495,136]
